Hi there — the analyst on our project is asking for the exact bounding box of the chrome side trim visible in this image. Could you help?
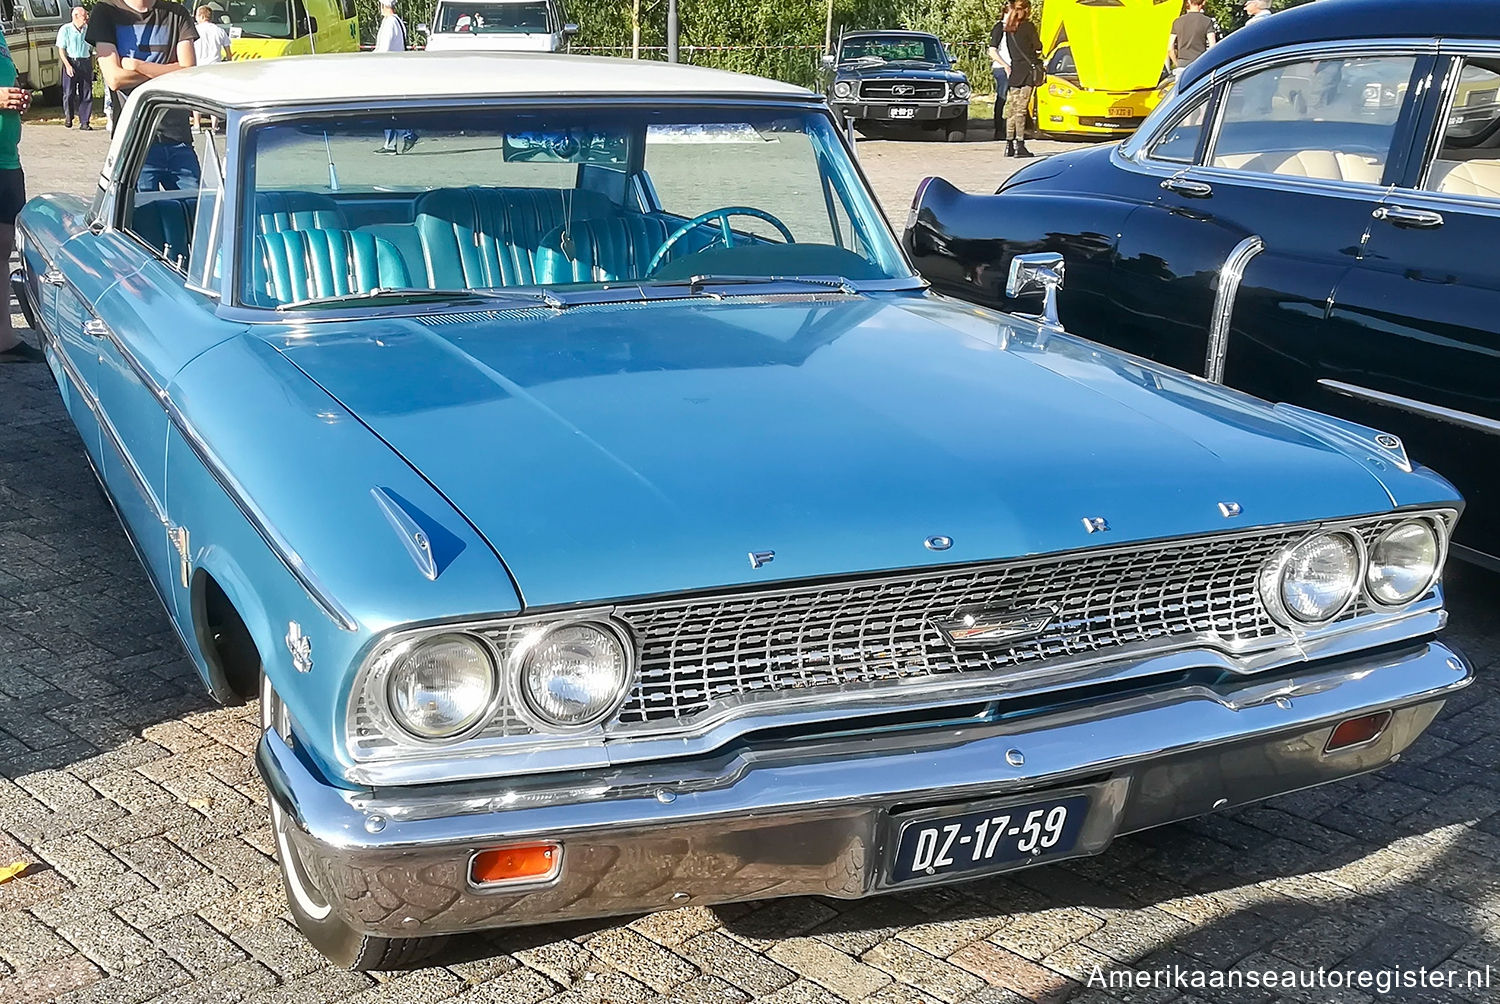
[1318,379,1500,437]
[1205,236,1264,383]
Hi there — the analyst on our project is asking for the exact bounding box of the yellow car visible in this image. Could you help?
[220,0,361,59]
[1033,0,1178,138]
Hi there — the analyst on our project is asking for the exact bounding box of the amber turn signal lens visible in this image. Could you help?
[1324,711,1392,753]
[470,842,561,886]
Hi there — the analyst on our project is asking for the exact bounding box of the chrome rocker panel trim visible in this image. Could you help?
[259,638,1471,937]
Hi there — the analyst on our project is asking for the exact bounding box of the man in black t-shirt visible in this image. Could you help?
[87,0,198,190]
[1169,0,1217,71]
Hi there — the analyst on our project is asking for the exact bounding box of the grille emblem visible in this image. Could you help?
[748,550,776,569]
[1219,501,1242,518]
[934,607,1057,647]
[892,84,915,95]
[924,535,953,551]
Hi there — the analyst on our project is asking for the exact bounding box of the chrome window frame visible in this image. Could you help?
[219,93,919,317]
[1409,42,1500,208]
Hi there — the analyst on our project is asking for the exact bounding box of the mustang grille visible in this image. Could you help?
[860,79,946,100]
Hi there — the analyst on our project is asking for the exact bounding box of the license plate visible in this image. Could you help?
[889,794,1090,884]
[888,106,917,119]
[1108,106,1134,117]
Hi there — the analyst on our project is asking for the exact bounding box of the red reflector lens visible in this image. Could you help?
[1325,711,1392,753]
[470,842,561,886]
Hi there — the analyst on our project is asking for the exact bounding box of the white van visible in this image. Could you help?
[419,0,576,53]
[1,0,69,98]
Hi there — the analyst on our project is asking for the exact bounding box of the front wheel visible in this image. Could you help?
[261,676,445,970]
[946,116,969,142]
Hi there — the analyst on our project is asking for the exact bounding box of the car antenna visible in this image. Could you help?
[323,131,340,192]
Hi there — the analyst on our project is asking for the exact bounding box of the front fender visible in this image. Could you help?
[164,331,521,781]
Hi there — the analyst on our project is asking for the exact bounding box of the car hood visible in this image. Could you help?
[837,64,965,83]
[1049,8,1176,91]
[273,294,1395,608]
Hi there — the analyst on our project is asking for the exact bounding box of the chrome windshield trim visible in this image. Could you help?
[1205,236,1264,383]
[1319,379,1500,437]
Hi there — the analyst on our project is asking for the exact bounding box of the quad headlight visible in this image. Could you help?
[953,82,971,99]
[386,633,496,740]
[833,80,853,99]
[1261,530,1363,627]
[1366,519,1441,607]
[518,622,631,729]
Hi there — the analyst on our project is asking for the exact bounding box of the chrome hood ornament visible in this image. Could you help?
[934,606,1057,647]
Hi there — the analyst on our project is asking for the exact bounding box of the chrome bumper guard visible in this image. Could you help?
[258,639,1470,937]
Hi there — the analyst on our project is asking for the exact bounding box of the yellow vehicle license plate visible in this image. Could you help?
[1108,106,1134,117]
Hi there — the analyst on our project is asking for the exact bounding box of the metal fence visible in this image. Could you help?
[571,42,1004,96]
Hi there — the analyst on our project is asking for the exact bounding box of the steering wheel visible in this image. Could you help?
[645,206,796,277]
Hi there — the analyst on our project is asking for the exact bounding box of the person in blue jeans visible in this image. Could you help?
[987,15,1010,140]
[140,122,200,190]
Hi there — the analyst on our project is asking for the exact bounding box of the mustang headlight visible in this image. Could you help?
[833,80,853,99]
[953,82,971,99]
[386,633,496,740]
[1366,519,1441,607]
[1262,531,1363,626]
[519,622,631,729]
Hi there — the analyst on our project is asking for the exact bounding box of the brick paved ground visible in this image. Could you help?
[0,123,1497,1004]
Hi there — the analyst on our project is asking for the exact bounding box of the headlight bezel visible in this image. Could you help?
[832,80,853,99]
[380,631,499,743]
[1364,516,1445,610]
[510,618,637,733]
[1259,528,1367,629]
[953,81,971,99]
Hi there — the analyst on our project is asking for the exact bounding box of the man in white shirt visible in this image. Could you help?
[193,5,231,64]
[373,0,416,152]
[1244,0,1273,21]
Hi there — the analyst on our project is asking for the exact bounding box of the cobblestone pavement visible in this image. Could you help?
[1,123,1497,1004]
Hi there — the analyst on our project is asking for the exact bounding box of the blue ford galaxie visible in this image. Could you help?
[14,52,1473,968]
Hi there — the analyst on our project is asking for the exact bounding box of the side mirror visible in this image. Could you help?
[305,14,318,32]
[1006,252,1065,329]
[821,54,835,69]
[562,22,578,35]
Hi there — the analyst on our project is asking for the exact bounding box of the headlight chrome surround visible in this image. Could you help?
[953,81,971,99]
[1259,529,1366,628]
[382,632,498,742]
[513,619,635,732]
[1365,517,1444,609]
[833,80,853,99]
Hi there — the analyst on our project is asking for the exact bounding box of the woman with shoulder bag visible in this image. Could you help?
[1001,0,1042,157]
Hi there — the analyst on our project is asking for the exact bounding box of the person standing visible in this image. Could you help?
[1001,0,1041,158]
[0,40,40,363]
[193,5,231,64]
[987,12,1010,140]
[56,6,94,129]
[1244,0,1273,21]
[1169,0,1217,73]
[88,0,199,189]
[373,0,416,153]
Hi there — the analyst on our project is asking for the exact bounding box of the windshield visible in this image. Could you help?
[237,105,910,309]
[434,1,551,33]
[838,36,945,66]
[227,0,300,39]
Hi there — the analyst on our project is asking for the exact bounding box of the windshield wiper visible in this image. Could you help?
[646,274,860,296]
[275,287,566,311]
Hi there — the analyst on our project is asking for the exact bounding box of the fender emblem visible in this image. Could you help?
[748,550,776,569]
[286,621,313,673]
[934,607,1057,647]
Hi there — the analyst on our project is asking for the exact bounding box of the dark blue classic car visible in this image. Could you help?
[14,50,1472,969]
[825,30,970,140]
[904,0,1500,570]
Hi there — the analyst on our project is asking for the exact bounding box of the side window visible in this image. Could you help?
[1208,54,1416,185]
[1423,58,1500,201]
[1147,94,1211,164]
[340,0,356,20]
[188,124,227,292]
[26,0,61,18]
[122,106,207,273]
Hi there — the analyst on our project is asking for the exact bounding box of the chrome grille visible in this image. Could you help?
[860,79,946,100]
[612,519,1406,727]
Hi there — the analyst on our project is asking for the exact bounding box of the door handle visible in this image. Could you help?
[82,318,109,339]
[1372,205,1444,228]
[41,267,65,286]
[1161,177,1213,198]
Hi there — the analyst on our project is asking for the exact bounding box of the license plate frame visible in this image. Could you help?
[887,106,917,119]
[884,784,1118,888]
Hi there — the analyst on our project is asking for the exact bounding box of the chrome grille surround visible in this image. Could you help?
[344,511,1455,779]
[859,79,947,101]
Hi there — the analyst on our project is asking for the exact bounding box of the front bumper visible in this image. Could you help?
[833,100,968,122]
[259,639,1470,937]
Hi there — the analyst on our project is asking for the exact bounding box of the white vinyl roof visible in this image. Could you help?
[134,52,813,108]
